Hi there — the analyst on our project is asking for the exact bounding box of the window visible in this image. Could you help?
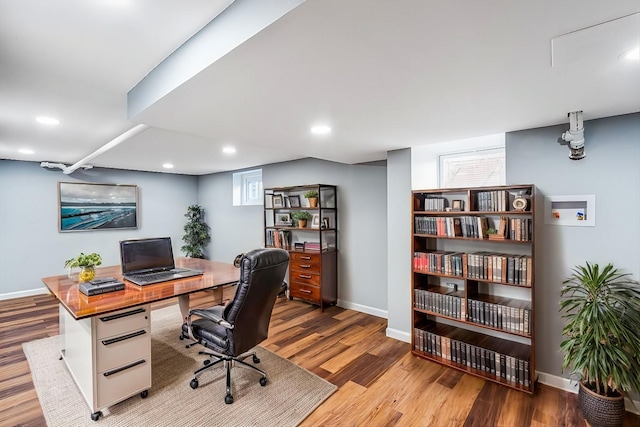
[232,169,263,206]
[439,147,505,188]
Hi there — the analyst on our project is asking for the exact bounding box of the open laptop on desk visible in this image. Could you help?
[120,237,203,286]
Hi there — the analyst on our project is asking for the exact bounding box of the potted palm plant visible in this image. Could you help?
[559,262,640,427]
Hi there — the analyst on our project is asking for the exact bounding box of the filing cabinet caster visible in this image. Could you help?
[91,411,102,421]
[141,390,148,398]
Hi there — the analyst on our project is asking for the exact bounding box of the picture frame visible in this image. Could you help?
[289,195,301,208]
[451,199,464,211]
[322,217,330,229]
[311,214,321,229]
[272,194,284,208]
[275,213,292,226]
[58,182,138,232]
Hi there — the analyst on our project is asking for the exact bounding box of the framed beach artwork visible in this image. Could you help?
[58,182,139,232]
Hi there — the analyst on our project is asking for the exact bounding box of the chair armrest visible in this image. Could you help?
[188,308,234,330]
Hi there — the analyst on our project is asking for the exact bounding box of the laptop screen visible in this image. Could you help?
[120,237,175,275]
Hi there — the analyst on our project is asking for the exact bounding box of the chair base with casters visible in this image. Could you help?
[185,341,268,404]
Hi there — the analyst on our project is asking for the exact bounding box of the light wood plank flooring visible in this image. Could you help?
[1,292,639,426]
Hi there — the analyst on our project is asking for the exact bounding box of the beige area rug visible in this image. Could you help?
[23,305,336,427]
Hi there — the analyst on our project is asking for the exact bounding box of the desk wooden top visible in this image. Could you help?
[41,258,239,320]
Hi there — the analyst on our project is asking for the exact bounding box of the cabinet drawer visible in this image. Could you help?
[290,252,320,263]
[96,328,150,373]
[290,271,321,287]
[95,305,150,339]
[290,259,320,273]
[97,358,151,408]
[289,283,320,302]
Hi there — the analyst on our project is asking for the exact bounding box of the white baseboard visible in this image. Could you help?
[0,287,50,301]
[336,299,388,319]
[537,371,639,415]
[386,327,411,343]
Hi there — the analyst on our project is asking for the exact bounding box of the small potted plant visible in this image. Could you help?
[65,252,103,283]
[304,190,319,208]
[291,211,312,228]
[559,262,640,427]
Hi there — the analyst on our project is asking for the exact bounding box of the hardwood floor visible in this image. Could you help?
[1,292,639,426]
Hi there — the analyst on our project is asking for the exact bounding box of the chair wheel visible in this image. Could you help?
[91,411,102,421]
[190,379,199,389]
[253,354,260,363]
[203,359,211,366]
[225,394,234,404]
[260,377,267,386]
[179,335,184,340]
[141,390,148,398]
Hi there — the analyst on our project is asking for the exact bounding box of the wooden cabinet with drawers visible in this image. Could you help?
[264,184,338,310]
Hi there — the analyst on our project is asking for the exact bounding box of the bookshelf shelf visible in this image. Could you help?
[411,184,536,394]
[264,184,338,310]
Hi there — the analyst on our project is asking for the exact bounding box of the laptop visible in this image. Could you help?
[119,237,203,286]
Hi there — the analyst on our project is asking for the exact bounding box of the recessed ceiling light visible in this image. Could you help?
[622,46,639,61]
[35,116,60,125]
[222,146,236,154]
[162,163,174,169]
[310,125,331,135]
[19,148,34,155]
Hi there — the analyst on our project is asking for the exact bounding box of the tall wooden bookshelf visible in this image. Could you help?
[411,184,536,393]
[264,184,337,310]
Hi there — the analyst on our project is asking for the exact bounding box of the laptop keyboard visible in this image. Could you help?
[127,270,176,283]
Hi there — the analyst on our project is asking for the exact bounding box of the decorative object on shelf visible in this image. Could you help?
[64,252,102,283]
[322,217,330,229]
[289,195,300,208]
[275,213,292,226]
[291,211,312,228]
[181,204,211,259]
[58,182,138,232]
[451,200,464,211]
[311,214,320,229]
[304,190,318,208]
[273,195,284,208]
[513,196,528,211]
[560,262,640,427]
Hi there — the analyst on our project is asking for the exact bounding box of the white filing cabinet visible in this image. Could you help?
[60,304,151,420]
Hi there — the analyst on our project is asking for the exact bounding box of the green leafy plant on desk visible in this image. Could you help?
[64,252,102,283]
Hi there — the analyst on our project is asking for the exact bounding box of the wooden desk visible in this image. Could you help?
[41,258,239,421]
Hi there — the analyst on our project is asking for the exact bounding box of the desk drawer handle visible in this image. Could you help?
[101,330,146,346]
[100,308,146,322]
[300,264,312,268]
[300,289,312,294]
[298,274,312,279]
[103,359,146,377]
[300,256,311,260]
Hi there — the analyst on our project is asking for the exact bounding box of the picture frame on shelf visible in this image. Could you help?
[289,195,301,208]
[275,213,292,226]
[322,217,330,229]
[451,199,464,211]
[311,214,320,229]
[273,195,284,208]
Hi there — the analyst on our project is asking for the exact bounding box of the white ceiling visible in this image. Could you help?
[1,0,639,176]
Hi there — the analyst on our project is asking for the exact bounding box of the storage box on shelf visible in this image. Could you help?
[264,184,337,310]
[411,184,535,393]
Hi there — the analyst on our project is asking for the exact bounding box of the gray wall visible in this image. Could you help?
[197,158,389,315]
[0,160,198,296]
[506,112,640,377]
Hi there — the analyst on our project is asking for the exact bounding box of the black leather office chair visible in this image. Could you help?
[181,248,289,404]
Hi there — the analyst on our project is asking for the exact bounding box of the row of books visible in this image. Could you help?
[475,190,510,212]
[413,251,464,276]
[467,299,531,335]
[413,251,532,286]
[414,289,464,320]
[508,217,532,241]
[414,328,531,388]
[265,230,292,250]
[422,196,446,212]
[414,216,490,238]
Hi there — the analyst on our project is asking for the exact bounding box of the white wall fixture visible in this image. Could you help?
[544,195,595,226]
[560,111,585,160]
